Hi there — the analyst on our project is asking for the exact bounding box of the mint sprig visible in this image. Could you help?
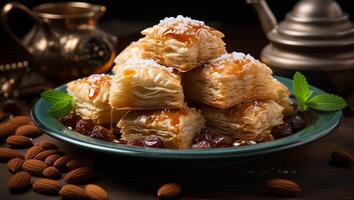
[41,90,75,118]
[292,72,347,112]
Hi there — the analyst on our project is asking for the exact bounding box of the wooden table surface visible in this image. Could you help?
[1,21,354,200]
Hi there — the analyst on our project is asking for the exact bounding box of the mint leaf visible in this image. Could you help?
[293,72,313,109]
[307,94,347,111]
[48,101,74,118]
[41,89,75,118]
[41,90,72,104]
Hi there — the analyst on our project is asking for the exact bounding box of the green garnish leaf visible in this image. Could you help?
[292,71,347,112]
[41,90,75,118]
[293,72,312,110]
[307,94,348,111]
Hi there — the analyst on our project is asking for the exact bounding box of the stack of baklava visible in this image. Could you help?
[66,15,293,149]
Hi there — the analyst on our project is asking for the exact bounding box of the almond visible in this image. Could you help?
[157,183,181,199]
[33,149,61,160]
[15,124,42,138]
[85,184,108,200]
[0,122,18,138]
[0,147,24,161]
[42,166,61,179]
[8,171,31,191]
[266,178,301,197]
[7,157,24,173]
[8,115,32,126]
[64,167,96,184]
[60,184,88,200]
[36,141,58,150]
[25,145,45,160]
[6,135,33,148]
[67,158,94,170]
[54,155,74,172]
[45,154,61,165]
[331,149,354,166]
[33,178,61,195]
[22,159,48,176]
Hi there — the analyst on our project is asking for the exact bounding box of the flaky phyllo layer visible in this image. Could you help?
[183,52,292,109]
[109,58,184,110]
[201,100,284,139]
[118,106,205,149]
[140,15,226,72]
[67,74,125,125]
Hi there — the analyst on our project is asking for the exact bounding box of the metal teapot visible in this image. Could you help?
[1,2,117,83]
[247,0,354,94]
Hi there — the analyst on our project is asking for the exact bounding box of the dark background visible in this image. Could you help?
[1,0,354,57]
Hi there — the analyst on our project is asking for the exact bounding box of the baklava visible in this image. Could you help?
[118,106,205,149]
[183,52,289,109]
[109,58,184,110]
[201,100,284,139]
[67,74,125,125]
[140,15,226,72]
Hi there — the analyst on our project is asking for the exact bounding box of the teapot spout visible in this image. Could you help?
[246,0,277,33]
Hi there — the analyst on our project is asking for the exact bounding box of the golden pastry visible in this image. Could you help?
[112,39,145,74]
[183,52,290,109]
[118,106,205,149]
[140,15,226,72]
[201,100,284,139]
[109,58,184,110]
[67,74,125,125]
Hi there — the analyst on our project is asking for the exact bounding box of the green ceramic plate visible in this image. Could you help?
[31,76,342,160]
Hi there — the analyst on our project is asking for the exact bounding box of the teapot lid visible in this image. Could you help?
[268,0,354,48]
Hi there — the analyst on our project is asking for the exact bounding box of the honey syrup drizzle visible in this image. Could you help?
[82,75,111,100]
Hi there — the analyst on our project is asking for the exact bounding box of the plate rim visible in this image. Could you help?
[31,76,343,160]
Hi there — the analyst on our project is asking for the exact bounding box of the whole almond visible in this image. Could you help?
[15,124,42,138]
[54,155,74,172]
[34,149,61,160]
[33,178,61,195]
[25,145,45,160]
[22,159,48,176]
[0,122,18,138]
[8,171,31,191]
[331,150,354,166]
[65,167,96,184]
[157,183,181,199]
[67,158,94,170]
[8,115,32,126]
[7,157,24,173]
[6,135,33,148]
[60,184,88,200]
[43,166,61,179]
[85,184,108,200]
[0,147,24,161]
[36,141,58,150]
[45,154,61,165]
[266,178,301,197]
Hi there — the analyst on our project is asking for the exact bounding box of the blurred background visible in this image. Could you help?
[0,0,354,111]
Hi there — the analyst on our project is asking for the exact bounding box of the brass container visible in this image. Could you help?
[247,0,354,95]
[1,2,117,83]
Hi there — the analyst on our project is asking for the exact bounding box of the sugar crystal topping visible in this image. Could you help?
[121,58,176,76]
[210,52,257,64]
[157,15,206,35]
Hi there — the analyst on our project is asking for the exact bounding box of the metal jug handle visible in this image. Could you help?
[0,2,44,54]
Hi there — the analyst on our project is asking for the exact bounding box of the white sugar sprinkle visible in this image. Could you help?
[156,15,205,35]
[121,58,176,75]
[210,52,257,63]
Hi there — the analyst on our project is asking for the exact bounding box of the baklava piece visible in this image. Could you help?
[67,74,125,125]
[201,100,284,140]
[118,107,205,149]
[112,39,145,74]
[140,15,226,72]
[109,58,184,110]
[183,52,290,109]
